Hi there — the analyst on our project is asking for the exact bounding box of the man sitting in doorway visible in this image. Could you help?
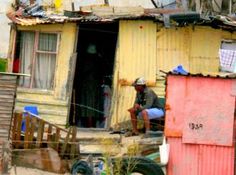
[127,77,164,136]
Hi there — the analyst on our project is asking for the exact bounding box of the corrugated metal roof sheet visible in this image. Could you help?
[7,3,236,29]
[7,5,162,26]
[166,71,236,79]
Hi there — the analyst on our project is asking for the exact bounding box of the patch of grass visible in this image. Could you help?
[0,59,7,72]
[100,139,140,175]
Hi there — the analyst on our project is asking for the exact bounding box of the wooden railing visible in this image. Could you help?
[11,112,79,159]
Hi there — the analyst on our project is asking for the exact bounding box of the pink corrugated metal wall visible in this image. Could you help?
[165,74,235,175]
[167,138,234,175]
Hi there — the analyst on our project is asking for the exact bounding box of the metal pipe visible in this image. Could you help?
[229,0,232,14]
[150,0,158,8]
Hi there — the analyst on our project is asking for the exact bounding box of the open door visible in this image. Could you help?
[69,22,118,128]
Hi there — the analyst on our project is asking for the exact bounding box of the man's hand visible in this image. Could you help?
[128,104,141,113]
[134,104,141,110]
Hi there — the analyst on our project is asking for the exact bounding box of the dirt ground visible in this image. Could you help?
[9,131,163,175]
[10,166,70,175]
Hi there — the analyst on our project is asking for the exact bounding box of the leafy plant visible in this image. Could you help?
[0,58,7,72]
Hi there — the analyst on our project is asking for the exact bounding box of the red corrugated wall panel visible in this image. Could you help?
[165,75,235,175]
[167,138,234,175]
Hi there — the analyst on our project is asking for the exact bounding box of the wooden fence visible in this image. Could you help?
[11,112,80,159]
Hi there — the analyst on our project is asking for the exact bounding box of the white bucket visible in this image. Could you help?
[159,136,170,165]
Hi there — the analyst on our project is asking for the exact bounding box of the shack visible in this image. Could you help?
[6,1,236,130]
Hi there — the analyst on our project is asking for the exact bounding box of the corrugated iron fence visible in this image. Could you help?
[0,73,18,173]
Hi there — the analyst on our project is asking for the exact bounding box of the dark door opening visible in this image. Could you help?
[69,22,118,128]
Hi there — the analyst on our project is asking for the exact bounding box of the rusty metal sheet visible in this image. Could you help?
[182,77,234,146]
[231,79,236,96]
[165,75,235,143]
[164,75,187,137]
[167,137,234,175]
[165,74,235,146]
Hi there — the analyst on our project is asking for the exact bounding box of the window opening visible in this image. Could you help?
[219,40,236,73]
[15,31,59,90]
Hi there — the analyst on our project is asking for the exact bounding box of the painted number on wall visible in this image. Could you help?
[189,123,203,130]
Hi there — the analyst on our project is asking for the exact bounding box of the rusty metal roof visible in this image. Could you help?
[6,4,236,29]
[165,71,236,79]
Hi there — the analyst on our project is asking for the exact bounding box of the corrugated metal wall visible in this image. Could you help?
[168,138,234,175]
[165,75,235,175]
[110,20,157,127]
[189,27,221,73]
[156,26,236,97]
[110,22,236,128]
[156,27,191,97]
[0,73,18,173]
[118,20,157,82]
[156,26,236,75]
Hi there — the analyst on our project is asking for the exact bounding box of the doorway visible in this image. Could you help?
[69,22,118,128]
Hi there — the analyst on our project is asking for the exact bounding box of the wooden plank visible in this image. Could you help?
[32,117,68,133]
[0,118,12,122]
[70,126,78,159]
[47,125,52,147]
[2,141,10,175]
[30,32,39,88]
[15,113,23,149]
[0,99,14,103]
[0,94,15,99]
[0,125,11,130]
[0,75,17,80]
[0,106,14,110]
[0,80,16,84]
[0,111,12,114]
[0,87,15,91]
[0,114,12,118]
[0,76,17,80]
[12,113,18,141]
[36,120,45,148]
[0,91,15,96]
[60,127,72,157]
[0,83,17,87]
[54,128,60,151]
[0,84,16,89]
[66,53,77,123]
[0,101,14,106]
[24,115,31,149]
[28,117,36,149]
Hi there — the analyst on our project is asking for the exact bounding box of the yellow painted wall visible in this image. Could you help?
[189,27,221,73]
[110,20,157,128]
[110,23,236,128]
[155,26,236,98]
[15,23,77,125]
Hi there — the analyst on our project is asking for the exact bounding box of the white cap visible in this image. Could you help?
[132,77,146,86]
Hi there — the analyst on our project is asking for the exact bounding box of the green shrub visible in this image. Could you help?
[0,59,7,72]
